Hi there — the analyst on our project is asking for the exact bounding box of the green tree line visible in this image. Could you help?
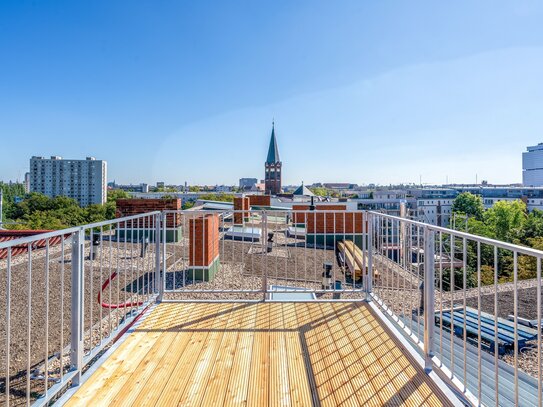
[1,185,130,230]
[446,192,543,287]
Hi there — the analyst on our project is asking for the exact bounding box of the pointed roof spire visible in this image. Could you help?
[266,120,280,163]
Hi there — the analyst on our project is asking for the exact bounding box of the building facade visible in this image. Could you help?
[239,178,258,190]
[523,143,543,186]
[264,122,282,195]
[29,156,107,206]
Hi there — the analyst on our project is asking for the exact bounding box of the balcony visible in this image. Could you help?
[1,209,541,406]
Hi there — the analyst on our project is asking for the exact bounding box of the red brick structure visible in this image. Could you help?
[247,195,271,207]
[115,198,182,242]
[291,205,366,248]
[306,211,364,234]
[188,214,220,281]
[116,199,181,228]
[233,197,250,225]
[292,204,347,226]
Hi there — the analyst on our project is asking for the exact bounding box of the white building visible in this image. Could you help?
[416,198,454,227]
[29,156,107,206]
[523,144,543,186]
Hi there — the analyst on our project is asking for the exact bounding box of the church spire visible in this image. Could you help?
[266,121,280,163]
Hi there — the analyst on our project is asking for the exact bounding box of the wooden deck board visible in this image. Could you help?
[66,302,455,407]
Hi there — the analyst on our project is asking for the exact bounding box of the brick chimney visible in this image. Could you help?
[233,196,250,225]
[188,214,220,281]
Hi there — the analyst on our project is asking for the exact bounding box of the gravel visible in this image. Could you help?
[4,218,543,404]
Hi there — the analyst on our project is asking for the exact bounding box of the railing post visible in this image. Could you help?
[155,212,163,302]
[161,212,167,299]
[423,227,435,373]
[262,211,268,301]
[366,212,373,300]
[70,228,85,385]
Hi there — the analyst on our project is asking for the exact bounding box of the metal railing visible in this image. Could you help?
[367,210,543,407]
[0,212,160,406]
[160,209,368,302]
[3,207,541,406]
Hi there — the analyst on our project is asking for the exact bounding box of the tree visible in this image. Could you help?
[451,192,484,220]
[189,186,201,192]
[198,193,235,202]
[107,189,130,203]
[483,200,526,243]
[0,182,26,222]
[520,209,543,244]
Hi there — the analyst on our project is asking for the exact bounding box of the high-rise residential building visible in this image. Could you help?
[264,122,282,195]
[523,143,543,186]
[29,156,107,206]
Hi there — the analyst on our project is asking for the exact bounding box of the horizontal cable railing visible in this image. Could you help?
[367,211,543,407]
[0,212,160,406]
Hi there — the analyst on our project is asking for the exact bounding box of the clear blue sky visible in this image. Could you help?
[1,1,543,186]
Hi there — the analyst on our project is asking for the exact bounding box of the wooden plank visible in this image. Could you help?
[199,303,247,406]
[130,302,222,406]
[268,303,291,406]
[161,303,233,406]
[223,303,257,407]
[308,302,359,407]
[108,303,197,406]
[346,303,450,406]
[63,304,184,406]
[326,302,384,407]
[296,302,335,407]
[65,302,455,407]
[247,303,269,407]
[282,302,314,407]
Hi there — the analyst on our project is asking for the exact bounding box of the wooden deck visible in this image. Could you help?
[65,302,454,406]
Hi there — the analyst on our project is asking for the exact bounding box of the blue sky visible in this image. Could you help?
[1,1,542,186]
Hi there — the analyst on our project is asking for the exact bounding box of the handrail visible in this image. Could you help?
[0,211,161,249]
[368,210,543,258]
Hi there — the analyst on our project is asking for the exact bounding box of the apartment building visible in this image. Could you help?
[523,143,543,187]
[29,156,107,206]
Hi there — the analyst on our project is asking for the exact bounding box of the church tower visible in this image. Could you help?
[264,122,282,195]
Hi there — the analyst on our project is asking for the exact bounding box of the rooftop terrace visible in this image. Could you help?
[2,207,543,406]
[63,302,454,407]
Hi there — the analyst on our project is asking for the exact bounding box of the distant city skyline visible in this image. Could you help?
[1,1,543,185]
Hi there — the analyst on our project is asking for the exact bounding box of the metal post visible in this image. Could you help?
[0,188,3,228]
[70,228,85,385]
[155,213,162,301]
[366,212,373,299]
[161,212,167,300]
[262,211,268,301]
[423,227,435,373]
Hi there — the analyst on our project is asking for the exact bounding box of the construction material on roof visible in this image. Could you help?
[436,307,539,355]
[224,225,261,242]
[286,226,306,238]
[337,240,380,282]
